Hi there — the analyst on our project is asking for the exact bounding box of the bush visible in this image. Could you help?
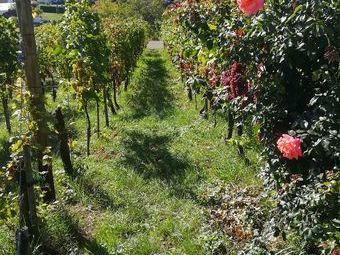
[162,0,339,253]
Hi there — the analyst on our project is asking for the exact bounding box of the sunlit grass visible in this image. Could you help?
[41,12,63,22]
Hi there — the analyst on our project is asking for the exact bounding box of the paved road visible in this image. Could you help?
[147,41,164,50]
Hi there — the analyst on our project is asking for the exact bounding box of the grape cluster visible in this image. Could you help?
[208,68,220,89]
[179,57,194,75]
[207,61,220,89]
[221,62,249,100]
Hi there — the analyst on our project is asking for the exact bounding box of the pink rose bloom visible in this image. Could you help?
[237,0,264,16]
[277,134,303,160]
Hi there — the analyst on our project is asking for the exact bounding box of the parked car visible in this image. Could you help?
[51,0,64,5]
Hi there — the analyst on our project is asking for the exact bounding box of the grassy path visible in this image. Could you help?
[0,49,258,254]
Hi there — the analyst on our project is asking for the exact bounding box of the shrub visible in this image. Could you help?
[162,0,340,253]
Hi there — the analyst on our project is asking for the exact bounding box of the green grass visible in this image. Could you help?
[41,12,63,22]
[0,49,260,254]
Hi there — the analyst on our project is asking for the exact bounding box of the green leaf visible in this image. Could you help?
[208,23,217,31]
[285,5,303,24]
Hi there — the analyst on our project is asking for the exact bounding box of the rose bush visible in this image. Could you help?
[162,0,339,253]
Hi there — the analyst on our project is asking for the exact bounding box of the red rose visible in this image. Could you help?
[237,0,264,16]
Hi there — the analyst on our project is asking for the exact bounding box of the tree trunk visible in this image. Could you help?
[236,123,245,157]
[16,0,55,203]
[8,81,13,99]
[124,75,130,91]
[225,108,234,141]
[15,229,30,255]
[113,79,120,110]
[52,77,57,102]
[84,103,91,157]
[96,99,100,138]
[199,97,208,118]
[16,158,31,255]
[194,93,198,110]
[103,88,109,127]
[55,107,73,176]
[23,145,38,237]
[16,145,37,255]
[41,163,56,203]
[107,88,116,116]
[187,84,193,101]
[2,94,11,134]
[41,81,45,95]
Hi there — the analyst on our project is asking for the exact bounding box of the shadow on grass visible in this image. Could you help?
[76,175,126,211]
[120,130,199,198]
[40,208,110,255]
[126,51,175,119]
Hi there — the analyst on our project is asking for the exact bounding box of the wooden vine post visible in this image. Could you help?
[1,89,11,133]
[107,87,117,116]
[16,145,38,255]
[16,156,30,255]
[103,87,110,127]
[55,107,74,176]
[16,0,56,202]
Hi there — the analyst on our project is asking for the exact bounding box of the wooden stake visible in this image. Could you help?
[55,107,74,176]
[16,0,56,202]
